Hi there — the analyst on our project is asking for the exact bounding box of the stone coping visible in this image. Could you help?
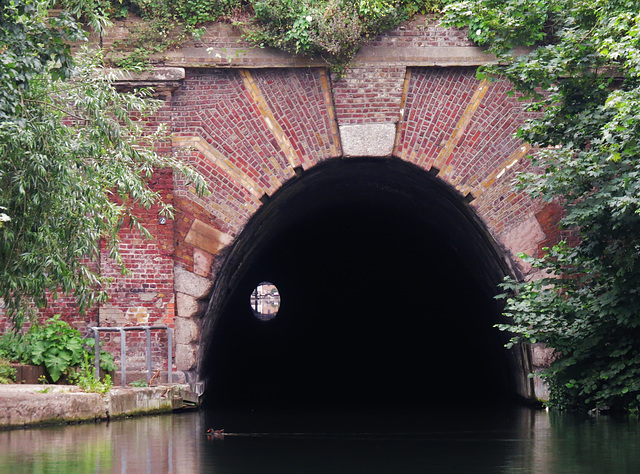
[97,14,504,69]
[0,384,197,429]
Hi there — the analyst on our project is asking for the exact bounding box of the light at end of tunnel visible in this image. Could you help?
[250,281,280,321]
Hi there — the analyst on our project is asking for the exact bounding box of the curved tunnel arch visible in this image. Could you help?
[199,158,521,409]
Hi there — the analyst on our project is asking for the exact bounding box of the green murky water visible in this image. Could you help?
[1,407,639,473]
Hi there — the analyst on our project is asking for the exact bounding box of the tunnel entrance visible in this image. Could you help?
[201,158,518,410]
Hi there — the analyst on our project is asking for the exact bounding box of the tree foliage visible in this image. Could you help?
[0,0,207,329]
[445,0,640,411]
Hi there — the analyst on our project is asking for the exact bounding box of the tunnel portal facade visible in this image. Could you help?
[0,18,562,404]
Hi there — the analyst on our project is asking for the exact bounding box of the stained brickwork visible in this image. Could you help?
[397,67,479,166]
[366,16,475,49]
[96,168,176,370]
[332,66,406,125]
[251,68,341,166]
[440,80,535,191]
[471,155,539,241]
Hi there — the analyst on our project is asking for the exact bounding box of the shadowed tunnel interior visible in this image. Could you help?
[201,158,519,409]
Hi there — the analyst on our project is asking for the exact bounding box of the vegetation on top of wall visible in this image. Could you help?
[243,0,443,73]
[89,0,445,71]
[445,0,640,412]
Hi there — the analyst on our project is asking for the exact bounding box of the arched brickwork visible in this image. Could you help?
[168,62,551,400]
[170,66,544,284]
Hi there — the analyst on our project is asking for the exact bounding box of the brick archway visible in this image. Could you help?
[198,157,531,407]
[165,60,561,400]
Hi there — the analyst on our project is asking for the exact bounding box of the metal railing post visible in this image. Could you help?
[119,328,127,386]
[88,325,173,387]
[166,326,173,384]
[144,327,152,383]
[91,328,100,380]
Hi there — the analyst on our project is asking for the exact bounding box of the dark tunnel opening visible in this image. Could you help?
[200,158,519,411]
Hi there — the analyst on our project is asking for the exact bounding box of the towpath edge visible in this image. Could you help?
[0,384,199,429]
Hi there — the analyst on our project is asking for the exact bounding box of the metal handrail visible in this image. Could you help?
[89,325,173,386]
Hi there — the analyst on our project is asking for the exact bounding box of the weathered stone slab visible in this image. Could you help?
[175,316,199,345]
[176,292,199,319]
[185,219,232,256]
[340,123,396,157]
[107,67,185,82]
[0,384,194,428]
[0,385,107,427]
[108,386,178,417]
[175,344,198,371]
[174,265,212,299]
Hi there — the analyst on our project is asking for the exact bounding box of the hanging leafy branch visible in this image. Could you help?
[444,0,640,411]
[0,0,208,329]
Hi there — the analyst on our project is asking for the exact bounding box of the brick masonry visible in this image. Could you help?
[1,17,560,384]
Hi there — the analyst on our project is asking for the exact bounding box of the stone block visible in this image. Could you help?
[193,248,214,277]
[531,343,556,369]
[176,293,199,319]
[175,316,199,345]
[175,343,198,371]
[174,265,212,299]
[110,67,185,82]
[185,219,232,256]
[340,123,396,157]
[532,371,550,402]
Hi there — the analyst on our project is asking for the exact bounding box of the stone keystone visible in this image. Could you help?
[340,123,396,157]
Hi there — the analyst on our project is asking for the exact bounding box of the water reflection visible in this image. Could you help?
[0,413,203,473]
[1,408,639,472]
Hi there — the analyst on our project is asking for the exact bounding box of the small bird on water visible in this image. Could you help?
[206,428,225,440]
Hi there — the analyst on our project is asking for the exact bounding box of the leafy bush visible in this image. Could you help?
[0,360,16,384]
[174,0,245,25]
[445,0,640,412]
[245,0,417,72]
[0,315,117,383]
[68,354,113,393]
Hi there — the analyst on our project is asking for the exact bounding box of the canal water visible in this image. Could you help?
[1,406,639,473]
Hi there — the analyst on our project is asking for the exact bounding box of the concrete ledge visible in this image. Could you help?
[0,384,195,429]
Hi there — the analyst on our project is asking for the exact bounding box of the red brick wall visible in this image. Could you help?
[368,15,475,49]
[397,67,480,165]
[251,68,340,167]
[332,66,406,124]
